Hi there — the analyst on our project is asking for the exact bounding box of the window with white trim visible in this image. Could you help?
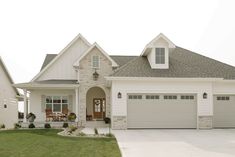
[128,95,142,99]
[217,96,230,101]
[146,95,159,99]
[155,48,165,64]
[181,95,194,100]
[45,96,68,113]
[164,95,177,100]
[92,55,100,68]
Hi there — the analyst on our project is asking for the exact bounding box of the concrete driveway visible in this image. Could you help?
[113,129,235,157]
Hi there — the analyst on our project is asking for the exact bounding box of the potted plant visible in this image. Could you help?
[26,112,36,122]
[67,113,77,122]
[104,117,111,124]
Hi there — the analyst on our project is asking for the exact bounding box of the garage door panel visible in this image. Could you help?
[127,94,197,128]
[213,95,235,128]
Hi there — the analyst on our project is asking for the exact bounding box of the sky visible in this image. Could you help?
[0,0,235,84]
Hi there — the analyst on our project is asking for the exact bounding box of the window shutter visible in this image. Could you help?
[68,95,73,112]
[41,95,46,112]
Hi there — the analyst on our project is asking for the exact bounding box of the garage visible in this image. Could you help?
[127,94,197,128]
[213,95,235,128]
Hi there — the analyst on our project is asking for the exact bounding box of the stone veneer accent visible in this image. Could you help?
[78,47,113,126]
[112,116,127,129]
[198,116,212,129]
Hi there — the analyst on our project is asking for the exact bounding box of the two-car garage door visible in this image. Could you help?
[127,94,197,129]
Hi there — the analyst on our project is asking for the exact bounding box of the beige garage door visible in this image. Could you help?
[127,94,197,128]
[213,95,235,128]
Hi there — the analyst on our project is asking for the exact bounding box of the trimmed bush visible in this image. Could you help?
[44,123,51,129]
[104,117,111,124]
[28,123,35,128]
[0,124,5,129]
[94,128,98,135]
[14,123,21,129]
[63,122,69,128]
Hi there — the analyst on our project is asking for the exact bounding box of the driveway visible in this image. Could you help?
[113,129,235,157]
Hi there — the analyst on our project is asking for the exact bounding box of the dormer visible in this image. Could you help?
[141,33,175,69]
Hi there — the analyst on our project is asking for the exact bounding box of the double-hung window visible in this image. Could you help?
[155,48,165,64]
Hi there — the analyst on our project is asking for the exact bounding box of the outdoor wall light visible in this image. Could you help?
[118,92,122,99]
[93,70,99,81]
[203,92,207,99]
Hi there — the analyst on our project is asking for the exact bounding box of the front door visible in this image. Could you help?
[93,98,105,119]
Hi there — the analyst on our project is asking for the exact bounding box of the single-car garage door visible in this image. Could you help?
[127,94,197,128]
[213,95,235,128]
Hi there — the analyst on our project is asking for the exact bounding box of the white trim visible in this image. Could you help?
[73,42,118,67]
[31,33,91,82]
[13,83,79,89]
[105,77,224,81]
[141,33,176,56]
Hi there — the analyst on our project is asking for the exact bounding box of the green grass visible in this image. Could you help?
[0,129,121,157]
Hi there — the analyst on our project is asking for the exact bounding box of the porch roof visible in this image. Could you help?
[14,80,79,90]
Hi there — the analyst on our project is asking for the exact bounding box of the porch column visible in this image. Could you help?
[23,89,28,122]
[75,87,79,122]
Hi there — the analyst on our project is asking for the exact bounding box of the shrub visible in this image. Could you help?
[94,128,98,135]
[14,123,21,129]
[78,132,86,136]
[67,113,77,122]
[68,125,77,133]
[0,124,5,129]
[63,122,69,128]
[105,133,114,138]
[44,123,51,129]
[28,123,35,128]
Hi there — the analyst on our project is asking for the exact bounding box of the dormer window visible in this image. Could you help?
[155,48,165,64]
[92,55,100,69]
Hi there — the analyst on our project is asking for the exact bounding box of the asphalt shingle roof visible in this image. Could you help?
[39,47,235,80]
[111,47,235,79]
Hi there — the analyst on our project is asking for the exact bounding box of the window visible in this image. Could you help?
[45,96,68,113]
[128,95,142,99]
[217,96,230,101]
[181,95,194,100]
[164,95,177,100]
[155,48,165,64]
[92,55,100,68]
[146,95,159,99]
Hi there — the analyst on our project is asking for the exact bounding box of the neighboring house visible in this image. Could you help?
[0,57,20,128]
[15,33,235,129]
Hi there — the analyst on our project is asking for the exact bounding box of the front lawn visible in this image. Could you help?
[0,129,121,157]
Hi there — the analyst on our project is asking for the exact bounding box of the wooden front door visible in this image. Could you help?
[93,98,105,119]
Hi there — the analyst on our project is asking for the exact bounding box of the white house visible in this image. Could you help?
[15,33,235,129]
[0,57,20,129]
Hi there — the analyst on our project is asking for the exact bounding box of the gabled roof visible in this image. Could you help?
[40,54,137,71]
[111,46,235,80]
[141,33,176,56]
[73,42,118,67]
[31,33,91,82]
[0,57,20,95]
[40,54,57,71]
